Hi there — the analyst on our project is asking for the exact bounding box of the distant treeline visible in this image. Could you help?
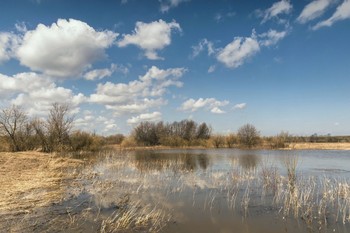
[1,104,349,153]
[0,104,124,152]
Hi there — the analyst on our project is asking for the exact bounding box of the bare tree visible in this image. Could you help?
[47,103,74,151]
[0,105,28,151]
[237,124,260,148]
[31,117,51,152]
[211,134,225,148]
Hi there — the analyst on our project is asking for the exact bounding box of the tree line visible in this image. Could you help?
[0,104,123,152]
[1,104,348,153]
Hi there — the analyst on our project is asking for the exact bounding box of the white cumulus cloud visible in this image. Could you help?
[90,66,186,115]
[180,98,229,114]
[297,0,335,24]
[312,0,350,30]
[127,112,162,125]
[117,19,181,60]
[0,72,86,115]
[16,18,118,78]
[216,32,260,69]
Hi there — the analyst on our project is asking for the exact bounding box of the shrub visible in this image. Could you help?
[211,135,225,148]
[226,133,238,148]
[237,124,260,148]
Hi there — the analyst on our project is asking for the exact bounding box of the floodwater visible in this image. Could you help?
[5,149,350,233]
[77,149,350,233]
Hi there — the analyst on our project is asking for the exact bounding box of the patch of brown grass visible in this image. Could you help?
[0,152,83,215]
[288,142,350,150]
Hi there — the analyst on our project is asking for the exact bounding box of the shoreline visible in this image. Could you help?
[109,142,350,151]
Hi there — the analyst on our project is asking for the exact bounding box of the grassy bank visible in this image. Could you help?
[0,152,83,215]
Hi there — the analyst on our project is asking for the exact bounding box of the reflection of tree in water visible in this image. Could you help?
[133,151,210,172]
[239,154,259,170]
[197,154,209,170]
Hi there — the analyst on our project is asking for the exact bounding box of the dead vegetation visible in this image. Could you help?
[0,152,83,215]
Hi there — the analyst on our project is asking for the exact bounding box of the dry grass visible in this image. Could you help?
[288,143,350,150]
[0,152,83,214]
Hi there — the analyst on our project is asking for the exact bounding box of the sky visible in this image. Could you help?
[0,0,349,136]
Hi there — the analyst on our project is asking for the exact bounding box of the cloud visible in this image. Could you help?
[214,11,236,23]
[190,39,215,59]
[179,98,229,114]
[0,32,20,63]
[127,112,162,125]
[16,18,118,78]
[233,103,247,110]
[259,29,288,47]
[83,63,129,81]
[216,32,260,69]
[210,107,225,114]
[208,65,216,73]
[312,0,350,30]
[160,0,189,13]
[75,111,119,134]
[257,0,293,23]
[0,72,86,115]
[89,66,186,115]
[117,19,181,60]
[297,0,335,24]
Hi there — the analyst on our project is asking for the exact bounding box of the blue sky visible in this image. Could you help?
[0,0,349,136]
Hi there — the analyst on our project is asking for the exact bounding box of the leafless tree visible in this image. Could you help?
[31,117,51,152]
[46,103,74,151]
[237,124,260,148]
[0,105,28,151]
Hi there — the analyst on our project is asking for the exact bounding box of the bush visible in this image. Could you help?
[237,124,260,148]
[269,131,290,149]
[121,136,138,148]
[226,134,237,148]
[70,131,105,152]
[211,135,225,148]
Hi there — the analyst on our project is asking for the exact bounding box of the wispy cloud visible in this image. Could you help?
[259,29,288,47]
[312,0,350,30]
[117,19,181,60]
[160,0,190,13]
[83,63,129,81]
[190,39,215,59]
[256,0,293,24]
[233,103,247,110]
[297,0,335,24]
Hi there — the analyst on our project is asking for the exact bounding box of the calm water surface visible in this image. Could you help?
[83,149,350,233]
